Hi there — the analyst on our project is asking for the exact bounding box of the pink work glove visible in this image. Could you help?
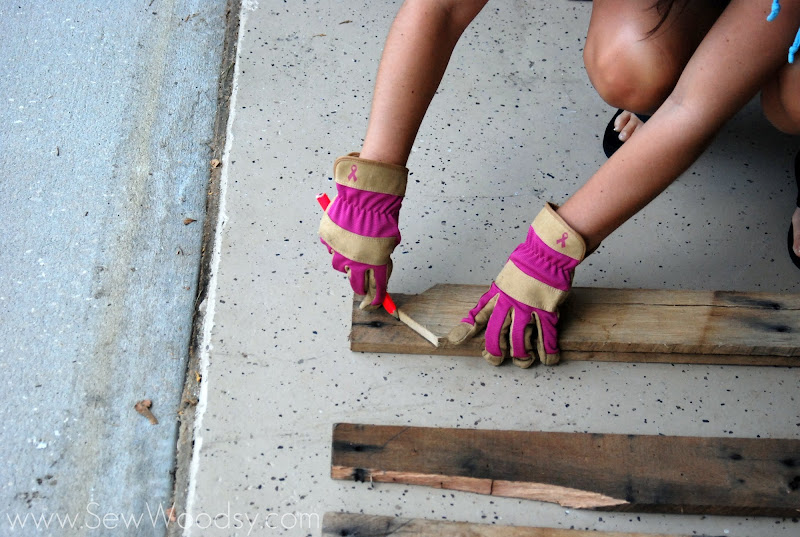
[319,153,408,309]
[448,203,587,367]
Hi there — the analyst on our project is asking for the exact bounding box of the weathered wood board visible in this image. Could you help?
[331,423,800,516]
[322,512,697,537]
[351,285,800,366]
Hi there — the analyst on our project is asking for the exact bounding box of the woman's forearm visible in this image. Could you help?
[360,0,489,166]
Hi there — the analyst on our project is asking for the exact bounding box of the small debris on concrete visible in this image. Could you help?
[183,218,197,225]
[135,399,159,425]
[210,158,221,169]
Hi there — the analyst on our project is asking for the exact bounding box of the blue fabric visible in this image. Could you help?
[789,26,800,63]
[766,0,799,63]
[767,0,781,22]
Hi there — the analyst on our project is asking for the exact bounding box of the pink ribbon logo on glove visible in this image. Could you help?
[556,232,568,248]
[347,165,358,182]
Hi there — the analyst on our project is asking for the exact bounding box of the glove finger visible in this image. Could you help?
[532,310,561,365]
[467,283,502,326]
[509,308,535,365]
[484,296,512,364]
[331,251,350,274]
[332,252,372,304]
[347,264,369,297]
[358,260,391,310]
[447,322,480,346]
[447,288,499,345]
[358,269,380,310]
[320,237,334,254]
[512,323,536,369]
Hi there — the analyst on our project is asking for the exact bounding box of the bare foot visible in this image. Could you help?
[613,110,646,142]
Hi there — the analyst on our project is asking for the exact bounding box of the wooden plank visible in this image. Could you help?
[350,284,800,366]
[331,423,800,516]
[322,512,695,537]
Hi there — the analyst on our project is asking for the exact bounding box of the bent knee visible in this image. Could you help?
[762,74,800,135]
[584,37,681,114]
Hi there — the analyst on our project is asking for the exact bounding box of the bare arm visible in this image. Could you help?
[360,0,489,166]
[559,0,800,251]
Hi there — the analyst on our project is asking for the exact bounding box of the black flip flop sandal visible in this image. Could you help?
[789,151,800,270]
[602,109,651,158]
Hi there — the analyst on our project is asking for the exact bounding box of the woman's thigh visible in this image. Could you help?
[762,61,800,135]
[584,0,727,113]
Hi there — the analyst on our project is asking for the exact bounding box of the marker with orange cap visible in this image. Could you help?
[316,192,439,347]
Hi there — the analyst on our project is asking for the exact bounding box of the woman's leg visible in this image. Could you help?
[559,0,800,252]
[584,0,725,114]
[792,171,800,261]
[320,0,489,306]
[585,0,726,149]
[359,0,489,166]
[761,61,800,135]
[762,61,800,260]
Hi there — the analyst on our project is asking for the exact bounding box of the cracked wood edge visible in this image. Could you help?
[331,424,800,516]
[331,466,628,509]
[491,479,628,509]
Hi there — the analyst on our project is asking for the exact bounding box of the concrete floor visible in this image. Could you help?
[5,1,794,536]
[185,1,800,536]
[185,2,800,536]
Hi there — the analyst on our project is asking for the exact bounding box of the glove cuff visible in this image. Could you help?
[334,153,408,197]
[319,153,407,267]
[494,203,587,312]
[532,203,586,262]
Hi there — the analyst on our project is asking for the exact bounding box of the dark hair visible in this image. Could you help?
[649,0,689,36]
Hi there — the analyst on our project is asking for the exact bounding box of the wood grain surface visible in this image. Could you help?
[350,284,800,365]
[321,512,699,537]
[331,423,800,516]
